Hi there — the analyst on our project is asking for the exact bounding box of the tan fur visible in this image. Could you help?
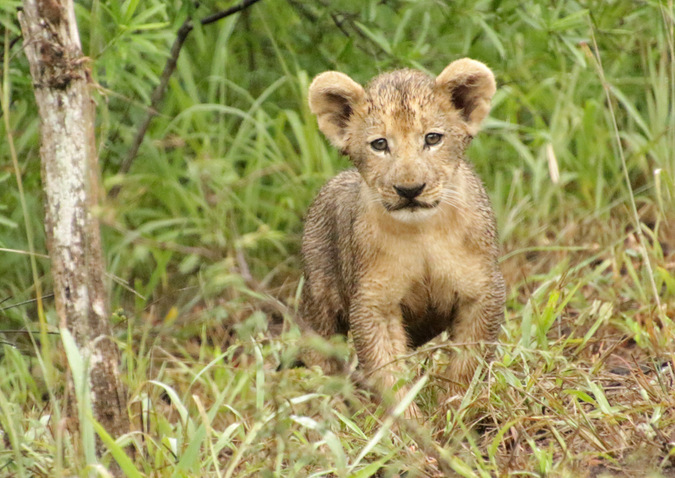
[301,59,505,416]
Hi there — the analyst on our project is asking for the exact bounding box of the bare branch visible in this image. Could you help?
[200,0,263,26]
[110,0,264,198]
[0,294,55,311]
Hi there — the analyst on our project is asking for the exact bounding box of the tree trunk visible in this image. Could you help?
[18,0,129,458]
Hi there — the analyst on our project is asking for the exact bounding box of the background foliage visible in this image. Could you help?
[1,0,674,476]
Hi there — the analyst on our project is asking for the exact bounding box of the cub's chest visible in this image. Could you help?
[358,215,487,300]
[401,240,481,310]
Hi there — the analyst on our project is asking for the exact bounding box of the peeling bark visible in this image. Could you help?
[18,0,129,459]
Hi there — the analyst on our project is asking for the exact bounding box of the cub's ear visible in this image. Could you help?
[308,72,365,150]
[435,58,496,135]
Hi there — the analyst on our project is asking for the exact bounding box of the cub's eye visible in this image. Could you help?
[370,138,388,152]
[425,133,443,146]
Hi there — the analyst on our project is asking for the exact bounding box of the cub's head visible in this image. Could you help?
[308,59,495,222]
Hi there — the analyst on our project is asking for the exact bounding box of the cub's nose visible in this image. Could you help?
[394,183,426,199]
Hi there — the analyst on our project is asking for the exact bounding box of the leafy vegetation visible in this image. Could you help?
[1,0,674,476]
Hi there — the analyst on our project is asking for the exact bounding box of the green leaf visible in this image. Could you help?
[350,452,396,478]
[91,421,142,478]
[354,21,392,55]
[550,9,589,31]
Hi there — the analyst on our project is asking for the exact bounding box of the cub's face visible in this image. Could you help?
[309,59,495,223]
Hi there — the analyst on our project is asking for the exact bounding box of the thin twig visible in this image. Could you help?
[0,294,55,312]
[110,0,264,198]
[286,0,392,59]
[200,0,263,26]
[0,330,60,335]
[0,247,49,258]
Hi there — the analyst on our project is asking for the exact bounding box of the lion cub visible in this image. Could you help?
[301,59,505,415]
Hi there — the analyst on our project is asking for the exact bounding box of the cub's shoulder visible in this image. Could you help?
[305,169,362,225]
[314,169,362,201]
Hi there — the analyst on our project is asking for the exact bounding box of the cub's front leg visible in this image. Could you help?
[349,278,421,419]
[298,281,349,376]
[444,267,505,402]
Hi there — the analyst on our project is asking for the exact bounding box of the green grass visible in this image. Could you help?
[1,0,674,476]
